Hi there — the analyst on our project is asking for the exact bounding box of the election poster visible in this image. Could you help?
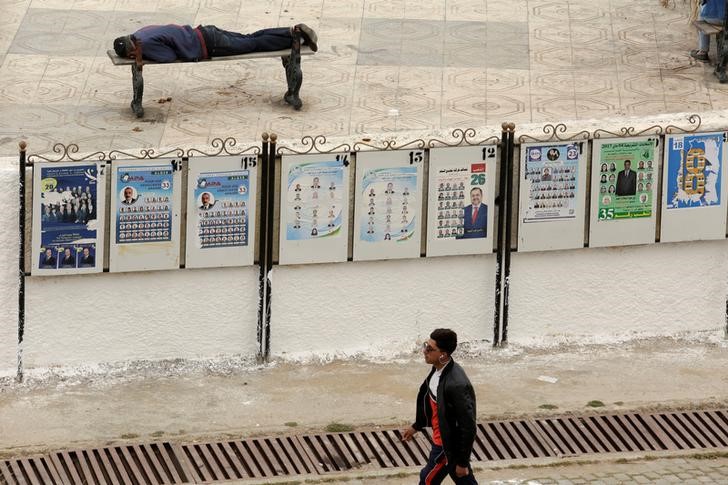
[186,155,257,268]
[665,132,724,209]
[661,132,728,242]
[426,145,497,257]
[32,162,106,275]
[518,142,588,252]
[109,159,182,273]
[279,153,350,264]
[595,139,655,221]
[353,150,423,261]
[589,137,658,248]
[522,144,580,222]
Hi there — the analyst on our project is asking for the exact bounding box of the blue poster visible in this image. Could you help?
[360,166,418,242]
[115,165,173,244]
[285,161,345,240]
[38,164,100,270]
[194,170,249,248]
[666,133,724,209]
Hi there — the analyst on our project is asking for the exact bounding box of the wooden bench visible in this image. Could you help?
[107,33,315,117]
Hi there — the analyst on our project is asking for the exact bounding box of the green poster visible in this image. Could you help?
[596,139,655,220]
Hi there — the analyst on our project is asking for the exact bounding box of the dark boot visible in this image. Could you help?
[295,23,318,52]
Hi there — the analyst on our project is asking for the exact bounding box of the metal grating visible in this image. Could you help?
[2,408,728,484]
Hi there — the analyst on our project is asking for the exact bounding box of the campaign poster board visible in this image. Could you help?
[186,155,257,268]
[661,131,728,242]
[109,158,182,272]
[589,137,658,248]
[31,162,106,275]
[426,145,497,257]
[279,153,350,264]
[353,150,424,261]
[518,142,587,252]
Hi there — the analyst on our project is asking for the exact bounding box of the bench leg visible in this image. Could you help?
[282,32,303,110]
[131,64,145,117]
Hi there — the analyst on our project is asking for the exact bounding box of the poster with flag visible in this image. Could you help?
[426,145,497,257]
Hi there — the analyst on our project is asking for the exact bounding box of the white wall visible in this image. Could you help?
[24,266,260,368]
[508,240,728,345]
[270,255,496,359]
[0,165,19,377]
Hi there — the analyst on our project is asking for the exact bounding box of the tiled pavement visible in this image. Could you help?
[1,0,726,156]
[336,457,728,484]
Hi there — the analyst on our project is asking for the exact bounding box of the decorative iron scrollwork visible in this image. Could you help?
[108,147,185,160]
[353,137,426,152]
[27,143,106,164]
[664,114,702,134]
[518,123,590,144]
[186,137,260,157]
[592,124,663,139]
[276,135,351,155]
[428,128,500,148]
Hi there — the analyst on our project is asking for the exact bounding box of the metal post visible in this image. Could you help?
[17,141,27,383]
[500,123,516,345]
[493,124,509,347]
[256,133,270,362]
[263,134,277,360]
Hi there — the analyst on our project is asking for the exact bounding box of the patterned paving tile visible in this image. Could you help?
[0,0,721,157]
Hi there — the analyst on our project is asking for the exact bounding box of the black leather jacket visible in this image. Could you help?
[412,359,477,467]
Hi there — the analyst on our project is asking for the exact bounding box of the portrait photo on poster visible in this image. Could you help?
[427,145,497,257]
[194,171,250,250]
[522,143,580,223]
[360,166,418,243]
[115,165,173,244]
[286,160,346,241]
[595,139,656,222]
[33,162,104,274]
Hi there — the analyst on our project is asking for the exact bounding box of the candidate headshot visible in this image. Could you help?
[41,248,57,268]
[199,192,215,210]
[60,247,75,268]
[457,187,487,239]
[121,186,137,205]
[541,167,552,181]
[600,163,608,172]
[616,159,637,196]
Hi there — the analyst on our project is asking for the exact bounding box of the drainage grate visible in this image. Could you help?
[180,436,315,482]
[2,408,727,484]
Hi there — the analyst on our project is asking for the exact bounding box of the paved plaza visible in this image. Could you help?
[1,0,726,156]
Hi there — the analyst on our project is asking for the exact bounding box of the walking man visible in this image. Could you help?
[402,328,478,484]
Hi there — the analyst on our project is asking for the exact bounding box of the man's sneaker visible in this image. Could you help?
[296,23,318,52]
[690,49,709,62]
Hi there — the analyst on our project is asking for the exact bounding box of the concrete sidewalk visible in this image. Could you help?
[1,336,726,456]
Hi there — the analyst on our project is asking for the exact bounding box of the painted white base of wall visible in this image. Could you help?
[23,266,260,368]
[508,240,728,346]
[0,166,19,377]
[270,255,496,360]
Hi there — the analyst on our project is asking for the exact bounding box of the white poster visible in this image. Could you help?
[661,132,728,242]
[279,153,350,264]
[186,155,257,268]
[518,142,588,252]
[109,158,183,272]
[589,137,659,248]
[426,145,497,257]
[353,150,424,261]
[31,162,106,275]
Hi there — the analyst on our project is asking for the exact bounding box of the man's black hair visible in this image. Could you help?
[431,328,457,354]
[113,35,134,58]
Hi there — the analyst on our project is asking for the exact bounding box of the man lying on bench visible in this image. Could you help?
[111,23,318,116]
